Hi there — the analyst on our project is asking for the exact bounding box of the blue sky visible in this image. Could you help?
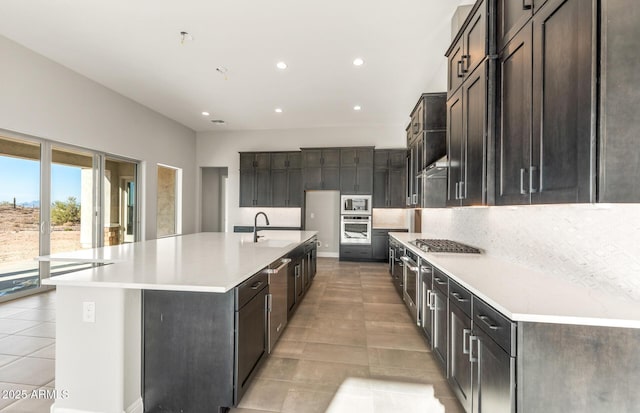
[0,156,81,204]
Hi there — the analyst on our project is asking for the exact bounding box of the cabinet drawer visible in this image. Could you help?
[473,297,516,356]
[340,245,372,260]
[235,271,268,310]
[449,279,472,317]
[433,268,449,294]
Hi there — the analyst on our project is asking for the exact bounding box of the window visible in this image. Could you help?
[156,164,181,237]
[0,132,140,298]
[0,136,41,296]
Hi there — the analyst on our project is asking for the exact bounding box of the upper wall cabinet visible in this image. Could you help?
[446,0,493,207]
[598,0,640,202]
[239,152,271,207]
[448,0,489,97]
[270,152,302,207]
[340,147,374,195]
[496,0,595,205]
[373,149,407,208]
[301,148,340,191]
[406,93,447,207]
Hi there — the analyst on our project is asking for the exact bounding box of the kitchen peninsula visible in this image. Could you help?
[41,231,318,413]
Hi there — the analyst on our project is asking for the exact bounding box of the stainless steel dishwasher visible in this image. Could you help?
[266,257,291,353]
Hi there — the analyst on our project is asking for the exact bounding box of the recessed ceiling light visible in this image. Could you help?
[211,120,226,125]
[275,108,283,113]
[276,61,288,70]
[353,105,362,111]
[353,57,365,66]
[201,111,210,116]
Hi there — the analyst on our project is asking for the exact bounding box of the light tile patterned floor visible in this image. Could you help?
[232,258,464,413]
[0,259,465,413]
[0,291,55,412]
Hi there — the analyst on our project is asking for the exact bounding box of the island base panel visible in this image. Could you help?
[143,290,235,412]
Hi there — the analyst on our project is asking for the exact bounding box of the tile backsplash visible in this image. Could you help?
[421,204,640,302]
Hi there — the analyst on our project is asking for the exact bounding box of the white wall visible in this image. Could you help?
[196,124,405,231]
[0,35,197,240]
[421,204,640,302]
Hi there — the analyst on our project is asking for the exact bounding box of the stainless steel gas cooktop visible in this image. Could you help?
[411,239,481,254]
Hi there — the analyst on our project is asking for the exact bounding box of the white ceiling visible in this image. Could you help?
[0,1,467,132]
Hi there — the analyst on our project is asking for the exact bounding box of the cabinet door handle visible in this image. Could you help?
[457,60,464,78]
[459,181,465,200]
[530,165,538,193]
[461,55,469,73]
[520,168,527,195]
[454,182,460,200]
[469,334,478,362]
[452,292,469,302]
[429,291,436,310]
[522,0,532,10]
[477,314,500,330]
[462,328,472,354]
[434,277,447,286]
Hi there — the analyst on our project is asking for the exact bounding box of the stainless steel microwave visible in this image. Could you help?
[340,195,372,215]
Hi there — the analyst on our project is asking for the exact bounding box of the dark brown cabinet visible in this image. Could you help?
[239,152,271,207]
[531,0,595,203]
[496,0,595,205]
[340,147,374,195]
[448,61,488,207]
[143,270,269,412]
[270,152,302,207]
[447,0,492,207]
[302,148,340,190]
[599,0,640,202]
[407,94,447,207]
[496,23,533,205]
[449,0,488,97]
[497,0,534,50]
[373,150,407,208]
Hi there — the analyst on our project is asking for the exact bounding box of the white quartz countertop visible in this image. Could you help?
[390,232,640,329]
[41,231,317,293]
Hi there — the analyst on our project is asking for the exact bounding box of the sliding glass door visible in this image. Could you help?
[0,132,140,299]
[0,136,42,296]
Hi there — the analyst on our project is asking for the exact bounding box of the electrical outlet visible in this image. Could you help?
[83,301,95,323]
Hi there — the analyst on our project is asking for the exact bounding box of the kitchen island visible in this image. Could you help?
[41,231,318,413]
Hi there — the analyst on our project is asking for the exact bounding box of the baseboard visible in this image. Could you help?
[125,398,143,413]
[50,405,101,413]
[318,252,339,258]
[49,398,143,413]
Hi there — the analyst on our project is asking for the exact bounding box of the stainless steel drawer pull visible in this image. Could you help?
[250,281,264,290]
[477,314,500,330]
[421,266,432,274]
[452,292,469,302]
[520,168,527,195]
[463,328,472,354]
[434,277,447,285]
[469,335,478,362]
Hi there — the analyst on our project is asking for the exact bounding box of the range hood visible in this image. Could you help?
[425,155,448,179]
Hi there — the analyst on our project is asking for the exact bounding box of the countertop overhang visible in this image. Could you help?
[40,231,318,293]
[390,232,640,329]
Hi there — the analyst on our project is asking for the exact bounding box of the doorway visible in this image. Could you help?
[304,191,340,258]
[201,167,228,232]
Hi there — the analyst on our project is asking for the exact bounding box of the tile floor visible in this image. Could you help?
[0,258,464,413]
[0,290,56,412]
[231,258,464,413]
